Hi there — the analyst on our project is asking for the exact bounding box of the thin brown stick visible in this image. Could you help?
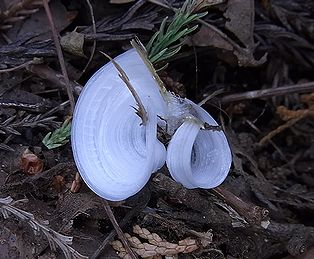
[102,199,139,259]
[26,64,83,96]
[220,81,314,103]
[259,115,307,145]
[91,205,144,259]
[245,119,287,161]
[42,0,75,114]
[211,186,269,226]
[0,58,42,73]
[79,0,96,78]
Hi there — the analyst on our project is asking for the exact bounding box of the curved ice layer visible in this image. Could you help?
[72,49,167,201]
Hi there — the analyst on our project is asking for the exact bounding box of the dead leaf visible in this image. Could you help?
[5,0,77,43]
[188,0,267,66]
[60,31,85,57]
[20,149,44,175]
[189,22,267,66]
[190,25,232,50]
[224,0,254,48]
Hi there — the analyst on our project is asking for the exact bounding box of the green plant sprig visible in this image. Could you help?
[42,117,71,149]
[146,0,207,65]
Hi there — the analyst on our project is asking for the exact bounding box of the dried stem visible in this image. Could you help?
[220,81,314,103]
[0,58,42,73]
[91,204,144,259]
[42,0,75,114]
[102,199,139,259]
[26,64,83,96]
[100,51,148,125]
[211,186,269,226]
[79,0,96,78]
[259,115,308,145]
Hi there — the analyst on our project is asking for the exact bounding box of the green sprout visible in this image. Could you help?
[146,0,207,65]
[42,118,71,149]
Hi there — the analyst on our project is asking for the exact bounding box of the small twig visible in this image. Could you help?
[42,0,75,114]
[203,123,222,131]
[91,204,145,259]
[198,88,224,106]
[100,51,148,125]
[220,81,314,103]
[245,119,287,161]
[211,186,269,226]
[259,115,308,145]
[102,199,139,259]
[26,64,83,96]
[0,58,42,73]
[0,98,52,112]
[79,0,96,78]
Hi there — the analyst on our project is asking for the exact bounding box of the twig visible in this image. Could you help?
[198,88,224,106]
[220,81,314,103]
[211,186,269,226]
[79,0,96,78]
[259,115,307,145]
[26,64,83,96]
[0,58,42,73]
[0,98,52,112]
[42,0,75,114]
[91,204,145,259]
[102,199,139,259]
[245,119,287,161]
[70,172,82,193]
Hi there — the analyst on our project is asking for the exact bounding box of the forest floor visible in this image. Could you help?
[0,0,314,259]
